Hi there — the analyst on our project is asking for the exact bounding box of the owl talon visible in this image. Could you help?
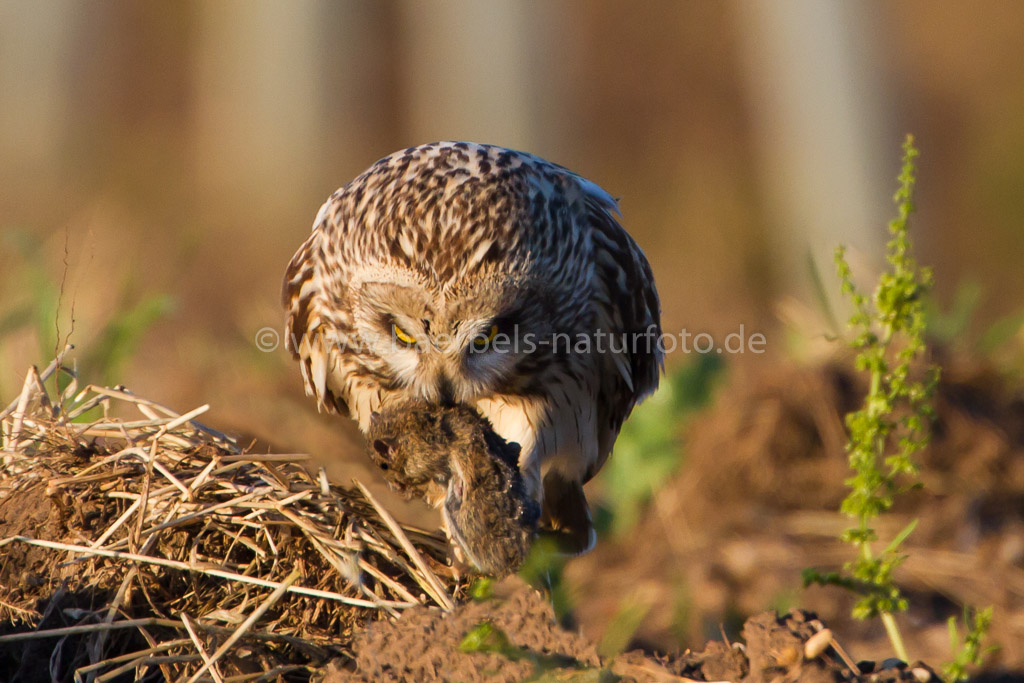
[539,471,596,555]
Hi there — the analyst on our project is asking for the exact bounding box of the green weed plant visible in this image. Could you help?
[804,136,991,674]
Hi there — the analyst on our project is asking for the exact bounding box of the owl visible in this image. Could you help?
[283,142,662,553]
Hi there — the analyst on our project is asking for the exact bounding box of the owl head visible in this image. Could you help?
[349,265,558,405]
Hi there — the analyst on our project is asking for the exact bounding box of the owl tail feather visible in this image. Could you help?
[539,472,596,556]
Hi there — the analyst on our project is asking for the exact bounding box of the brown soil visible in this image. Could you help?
[3,353,1021,681]
[320,577,942,682]
[325,577,599,683]
[567,353,1024,676]
[0,478,947,682]
[0,484,66,591]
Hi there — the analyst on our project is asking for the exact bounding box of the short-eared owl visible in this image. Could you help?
[283,142,662,551]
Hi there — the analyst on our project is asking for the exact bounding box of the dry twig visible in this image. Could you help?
[0,354,457,679]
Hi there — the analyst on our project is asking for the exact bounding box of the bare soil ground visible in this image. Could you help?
[322,576,942,682]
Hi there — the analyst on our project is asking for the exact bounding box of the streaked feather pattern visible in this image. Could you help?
[283,142,662,547]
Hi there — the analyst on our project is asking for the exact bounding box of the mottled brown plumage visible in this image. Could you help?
[367,399,539,576]
[283,142,662,552]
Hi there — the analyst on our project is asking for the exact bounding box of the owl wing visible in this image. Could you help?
[536,182,663,552]
[281,205,352,416]
[584,188,664,481]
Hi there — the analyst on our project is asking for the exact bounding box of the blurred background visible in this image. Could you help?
[2,0,1024,671]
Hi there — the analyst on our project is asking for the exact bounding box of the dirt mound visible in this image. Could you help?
[327,578,599,682]
[324,577,942,682]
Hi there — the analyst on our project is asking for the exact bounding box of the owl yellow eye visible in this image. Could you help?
[392,323,417,346]
[472,324,499,349]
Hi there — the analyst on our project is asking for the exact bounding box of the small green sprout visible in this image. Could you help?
[468,576,496,601]
[459,620,524,660]
[943,607,996,683]
[459,619,604,679]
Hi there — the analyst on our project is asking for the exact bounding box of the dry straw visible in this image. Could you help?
[0,347,456,680]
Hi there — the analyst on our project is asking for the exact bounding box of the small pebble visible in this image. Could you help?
[881,657,908,669]
[857,660,876,674]
[911,666,933,682]
[776,646,801,667]
[803,628,833,659]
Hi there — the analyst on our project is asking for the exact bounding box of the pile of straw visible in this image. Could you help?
[0,348,456,681]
